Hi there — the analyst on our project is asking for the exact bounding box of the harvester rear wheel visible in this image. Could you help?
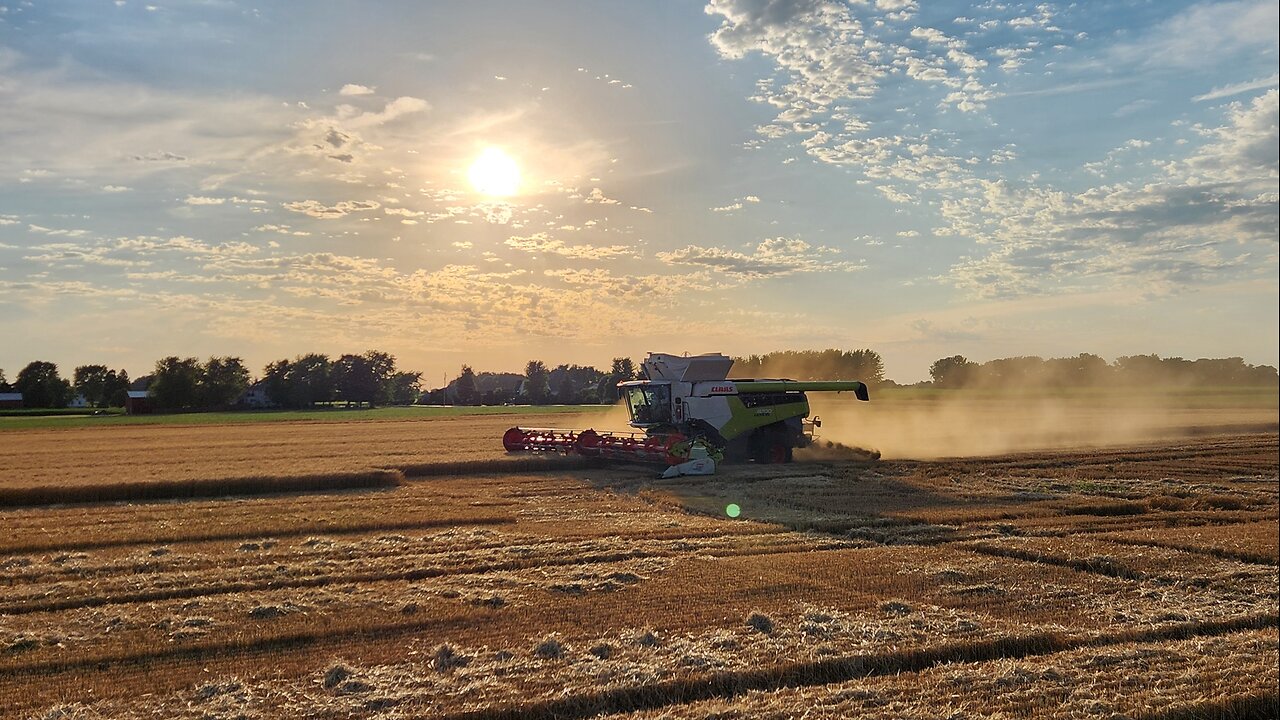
[750,425,793,464]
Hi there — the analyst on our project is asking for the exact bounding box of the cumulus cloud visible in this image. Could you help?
[657,237,864,277]
[339,84,375,96]
[705,0,1001,186]
[504,232,635,260]
[282,199,382,218]
[942,92,1279,298]
[584,187,619,205]
[184,195,225,205]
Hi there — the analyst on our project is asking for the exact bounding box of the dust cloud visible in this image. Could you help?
[560,403,635,433]
[806,390,1278,460]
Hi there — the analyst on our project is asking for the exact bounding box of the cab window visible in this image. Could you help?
[625,384,672,425]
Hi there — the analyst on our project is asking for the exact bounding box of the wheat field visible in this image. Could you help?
[0,407,1275,718]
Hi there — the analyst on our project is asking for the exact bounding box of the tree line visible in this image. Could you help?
[928,353,1280,389]
[4,349,1275,410]
[0,350,423,410]
[428,358,642,406]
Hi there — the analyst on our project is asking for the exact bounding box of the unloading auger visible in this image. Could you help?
[502,352,869,477]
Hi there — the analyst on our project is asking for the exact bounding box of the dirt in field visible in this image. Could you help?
[0,414,1275,719]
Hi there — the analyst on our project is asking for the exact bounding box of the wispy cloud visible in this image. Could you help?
[1194,73,1280,102]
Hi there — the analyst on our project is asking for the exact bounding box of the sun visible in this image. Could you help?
[468,147,521,196]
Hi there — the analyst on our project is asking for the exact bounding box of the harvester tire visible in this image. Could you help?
[750,425,793,464]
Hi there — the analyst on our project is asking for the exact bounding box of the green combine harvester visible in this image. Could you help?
[503,352,869,476]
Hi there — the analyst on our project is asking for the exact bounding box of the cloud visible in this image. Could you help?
[1179,89,1278,185]
[941,92,1279,298]
[282,199,382,218]
[504,232,635,260]
[584,187,619,205]
[713,195,761,212]
[184,195,225,205]
[1194,73,1280,102]
[657,237,864,277]
[253,224,311,237]
[341,96,430,128]
[1110,0,1279,69]
[339,84,375,96]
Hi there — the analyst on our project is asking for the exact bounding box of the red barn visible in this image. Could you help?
[124,390,153,415]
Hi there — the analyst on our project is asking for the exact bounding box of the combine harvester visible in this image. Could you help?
[503,352,869,477]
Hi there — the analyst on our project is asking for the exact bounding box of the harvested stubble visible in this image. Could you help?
[1102,519,1280,564]
[1,417,1275,719]
[616,628,1280,720]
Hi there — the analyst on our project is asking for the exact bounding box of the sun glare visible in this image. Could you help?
[468,147,520,196]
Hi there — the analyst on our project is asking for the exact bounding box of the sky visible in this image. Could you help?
[1,0,1277,384]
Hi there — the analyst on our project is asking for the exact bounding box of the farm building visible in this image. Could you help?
[124,390,152,415]
[0,392,22,409]
[68,394,89,408]
[237,381,276,409]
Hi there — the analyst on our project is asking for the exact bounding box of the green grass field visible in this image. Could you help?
[0,404,610,431]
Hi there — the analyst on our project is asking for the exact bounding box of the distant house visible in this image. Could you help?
[124,390,153,415]
[0,392,22,409]
[68,394,89,408]
[237,381,276,409]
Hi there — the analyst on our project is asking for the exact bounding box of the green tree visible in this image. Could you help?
[0,368,10,392]
[454,365,477,405]
[15,361,72,408]
[929,355,976,388]
[262,359,292,407]
[599,357,639,402]
[363,350,398,405]
[150,356,203,409]
[74,365,113,407]
[389,371,423,405]
[523,360,550,405]
[287,353,333,408]
[334,354,379,406]
[106,369,130,407]
[200,356,251,408]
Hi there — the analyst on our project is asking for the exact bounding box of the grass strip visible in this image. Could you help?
[0,469,405,508]
[397,456,605,477]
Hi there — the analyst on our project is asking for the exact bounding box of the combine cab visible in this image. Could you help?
[502,352,869,476]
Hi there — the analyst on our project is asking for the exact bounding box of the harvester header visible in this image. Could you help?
[503,352,870,476]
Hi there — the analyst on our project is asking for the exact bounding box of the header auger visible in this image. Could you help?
[502,352,870,477]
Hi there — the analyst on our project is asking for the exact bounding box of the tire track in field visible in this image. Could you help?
[0,514,516,556]
[0,537,847,616]
[958,542,1147,580]
[1099,533,1279,566]
[0,526,791,587]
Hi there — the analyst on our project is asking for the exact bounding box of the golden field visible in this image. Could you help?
[0,401,1275,718]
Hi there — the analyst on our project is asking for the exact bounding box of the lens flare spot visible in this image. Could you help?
[725,503,741,518]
